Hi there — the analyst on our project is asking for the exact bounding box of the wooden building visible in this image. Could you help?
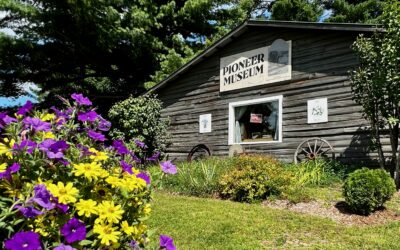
[148,20,386,163]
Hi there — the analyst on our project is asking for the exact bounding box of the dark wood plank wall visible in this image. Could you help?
[156,27,389,164]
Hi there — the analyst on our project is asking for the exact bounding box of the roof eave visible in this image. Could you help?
[146,21,383,94]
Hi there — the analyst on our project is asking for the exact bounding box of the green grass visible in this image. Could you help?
[149,192,400,250]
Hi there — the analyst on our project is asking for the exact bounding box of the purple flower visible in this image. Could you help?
[60,218,86,244]
[159,235,176,250]
[77,144,95,157]
[15,204,43,218]
[4,231,42,250]
[51,107,71,125]
[129,240,140,249]
[87,130,106,141]
[39,139,69,159]
[0,163,21,181]
[137,172,151,185]
[135,139,147,149]
[0,112,17,128]
[32,184,55,210]
[53,244,76,250]
[56,202,69,214]
[98,116,111,131]
[77,111,98,122]
[13,140,37,154]
[16,101,34,116]
[71,93,92,106]
[146,152,160,162]
[23,117,51,132]
[112,140,130,155]
[120,160,133,174]
[160,161,177,175]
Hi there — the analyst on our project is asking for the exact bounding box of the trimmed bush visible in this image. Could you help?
[343,168,396,215]
[219,155,293,203]
[108,94,170,160]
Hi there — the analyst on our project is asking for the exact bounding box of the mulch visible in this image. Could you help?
[262,194,400,226]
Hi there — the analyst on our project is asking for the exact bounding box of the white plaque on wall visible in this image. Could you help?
[199,114,212,133]
[308,98,328,123]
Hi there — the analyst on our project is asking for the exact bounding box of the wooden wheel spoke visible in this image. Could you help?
[306,141,313,154]
[315,141,325,155]
[301,148,310,155]
[313,139,318,153]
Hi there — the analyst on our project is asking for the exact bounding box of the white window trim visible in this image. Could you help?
[228,95,283,145]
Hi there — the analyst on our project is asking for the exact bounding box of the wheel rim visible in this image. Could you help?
[294,138,335,164]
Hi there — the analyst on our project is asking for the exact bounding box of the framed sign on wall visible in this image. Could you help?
[307,98,328,124]
[199,114,212,133]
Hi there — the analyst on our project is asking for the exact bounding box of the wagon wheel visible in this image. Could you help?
[294,137,335,164]
[187,144,211,162]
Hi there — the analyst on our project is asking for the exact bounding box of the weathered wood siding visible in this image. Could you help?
[157,27,389,163]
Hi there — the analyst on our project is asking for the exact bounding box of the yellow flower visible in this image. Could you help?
[105,175,122,188]
[121,221,136,236]
[89,148,109,162]
[73,162,103,181]
[93,223,121,246]
[75,199,98,217]
[40,113,55,121]
[142,204,151,215]
[38,131,55,139]
[47,182,78,204]
[0,163,7,172]
[119,174,146,192]
[0,138,15,159]
[97,200,124,224]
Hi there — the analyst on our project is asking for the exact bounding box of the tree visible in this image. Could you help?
[270,0,323,22]
[322,0,384,23]
[0,0,258,109]
[350,1,400,186]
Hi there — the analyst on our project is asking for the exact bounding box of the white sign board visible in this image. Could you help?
[219,39,291,92]
[308,98,328,123]
[199,114,212,133]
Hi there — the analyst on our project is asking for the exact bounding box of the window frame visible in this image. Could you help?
[228,95,283,145]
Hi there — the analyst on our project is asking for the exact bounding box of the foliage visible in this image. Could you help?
[218,155,293,203]
[343,168,396,215]
[322,0,384,23]
[108,95,170,161]
[0,93,175,249]
[350,1,400,183]
[0,0,262,107]
[270,0,323,21]
[149,157,235,197]
[286,159,349,187]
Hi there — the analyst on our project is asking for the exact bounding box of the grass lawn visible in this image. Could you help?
[149,192,400,250]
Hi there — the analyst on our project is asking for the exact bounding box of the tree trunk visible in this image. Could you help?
[372,120,385,169]
[391,123,400,188]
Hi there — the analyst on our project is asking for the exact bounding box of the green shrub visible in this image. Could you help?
[108,94,170,159]
[343,168,396,215]
[286,158,341,187]
[219,155,293,203]
[149,157,236,197]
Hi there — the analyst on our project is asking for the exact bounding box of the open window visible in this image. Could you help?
[228,96,283,144]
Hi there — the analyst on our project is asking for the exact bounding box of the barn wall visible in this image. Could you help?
[157,27,388,164]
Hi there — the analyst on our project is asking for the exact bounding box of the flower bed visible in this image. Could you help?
[0,94,176,249]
